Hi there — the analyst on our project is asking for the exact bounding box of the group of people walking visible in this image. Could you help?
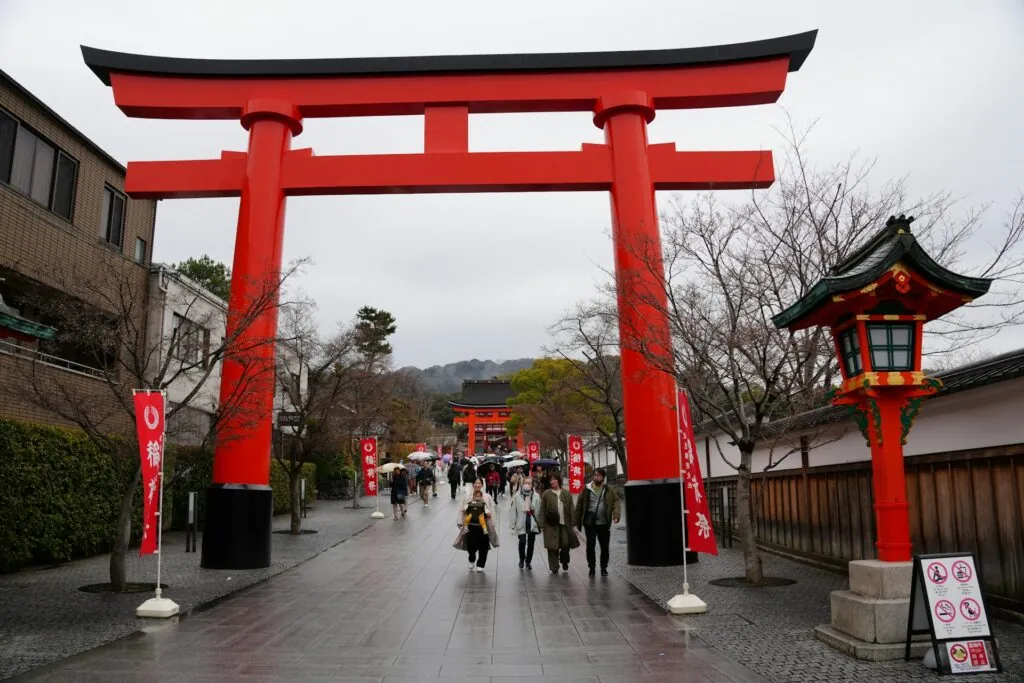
[387,461,438,519]
[391,456,621,576]
[458,466,620,577]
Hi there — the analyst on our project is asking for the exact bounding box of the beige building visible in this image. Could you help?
[0,68,157,431]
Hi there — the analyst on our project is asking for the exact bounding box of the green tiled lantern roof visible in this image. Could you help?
[772,215,993,329]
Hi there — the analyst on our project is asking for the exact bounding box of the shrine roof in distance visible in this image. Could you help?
[450,380,515,409]
[81,31,816,86]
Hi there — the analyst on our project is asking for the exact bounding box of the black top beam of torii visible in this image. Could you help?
[81,31,817,85]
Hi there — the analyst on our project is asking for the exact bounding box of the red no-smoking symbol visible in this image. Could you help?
[960,598,981,621]
[951,560,972,583]
[927,562,948,584]
[934,600,956,623]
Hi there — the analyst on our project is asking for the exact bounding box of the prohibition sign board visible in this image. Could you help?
[905,553,1002,675]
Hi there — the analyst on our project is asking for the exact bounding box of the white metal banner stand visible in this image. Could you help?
[667,387,708,615]
[137,390,180,618]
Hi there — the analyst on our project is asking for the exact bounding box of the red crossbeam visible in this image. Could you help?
[125,145,773,199]
[109,59,789,119]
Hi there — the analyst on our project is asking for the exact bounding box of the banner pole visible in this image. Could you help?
[155,390,165,600]
[370,436,385,519]
[136,389,179,618]
[667,387,707,615]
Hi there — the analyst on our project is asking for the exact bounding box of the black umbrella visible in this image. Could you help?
[532,458,559,467]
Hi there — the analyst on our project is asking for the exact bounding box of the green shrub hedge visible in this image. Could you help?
[0,417,316,572]
[0,417,150,572]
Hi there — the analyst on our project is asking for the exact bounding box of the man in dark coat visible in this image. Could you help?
[447,460,463,499]
[574,467,621,576]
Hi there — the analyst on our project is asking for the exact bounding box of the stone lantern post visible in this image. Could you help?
[772,215,992,660]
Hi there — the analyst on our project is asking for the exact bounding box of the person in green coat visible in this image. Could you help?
[539,472,578,574]
[574,467,621,576]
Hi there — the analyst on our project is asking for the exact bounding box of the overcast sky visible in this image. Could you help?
[2,0,1022,368]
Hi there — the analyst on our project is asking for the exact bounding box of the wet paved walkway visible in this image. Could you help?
[15,486,764,682]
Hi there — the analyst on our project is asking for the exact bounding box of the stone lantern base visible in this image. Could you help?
[815,560,932,661]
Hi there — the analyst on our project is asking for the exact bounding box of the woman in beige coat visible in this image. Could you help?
[539,472,578,574]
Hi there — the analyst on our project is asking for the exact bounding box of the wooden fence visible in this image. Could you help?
[705,444,1024,613]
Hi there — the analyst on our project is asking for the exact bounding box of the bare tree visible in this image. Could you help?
[547,298,627,476]
[15,257,302,590]
[621,123,1024,584]
[274,297,367,533]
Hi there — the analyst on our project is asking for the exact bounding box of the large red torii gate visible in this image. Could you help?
[83,31,816,570]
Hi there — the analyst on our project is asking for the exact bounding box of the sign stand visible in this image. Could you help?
[905,552,1001,675]
[136,390,179,619]
[667,389,707,615]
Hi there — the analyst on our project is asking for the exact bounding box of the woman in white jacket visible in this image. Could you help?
[509,476,541,570]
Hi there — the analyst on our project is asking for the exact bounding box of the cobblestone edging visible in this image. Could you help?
[607,525,1023,682]
[0,497,395,680]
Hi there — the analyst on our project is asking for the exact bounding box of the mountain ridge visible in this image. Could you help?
[401,358,536,394]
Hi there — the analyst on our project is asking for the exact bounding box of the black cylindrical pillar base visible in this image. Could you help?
[624,479,698,567]
[200,484,273,570]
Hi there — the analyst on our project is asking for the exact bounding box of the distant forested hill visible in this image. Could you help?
[402,358,535,394]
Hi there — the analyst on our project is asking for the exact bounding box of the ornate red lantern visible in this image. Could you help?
[773,215,992,562]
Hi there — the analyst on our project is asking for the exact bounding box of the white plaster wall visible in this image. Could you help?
[701,376,1024,478]
[145,267,298,426]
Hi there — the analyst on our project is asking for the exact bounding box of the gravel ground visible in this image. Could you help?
[606,525,1023,682]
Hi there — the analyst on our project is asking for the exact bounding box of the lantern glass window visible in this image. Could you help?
[866,323,915,371]
[838,327,863,377]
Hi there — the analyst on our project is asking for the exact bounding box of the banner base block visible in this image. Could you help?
[667,592,708,615]
[201,484,273,570]
[370,511,386,519]
[136,597,180,618]
[624,480,699,566]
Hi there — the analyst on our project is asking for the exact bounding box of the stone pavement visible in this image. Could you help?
[610,530,1024,682]
[0,497,383,680]
[12,486,763,683]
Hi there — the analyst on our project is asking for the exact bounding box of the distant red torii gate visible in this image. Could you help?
[82,31,816,570]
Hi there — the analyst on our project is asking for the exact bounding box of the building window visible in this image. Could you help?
[134,237,147,264]
[867,323,915,371]
[171,313,210,368]
[100,186,126,249]
[838,327,863,377]
[0,109,77,220]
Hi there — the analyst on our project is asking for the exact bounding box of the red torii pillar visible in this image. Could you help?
[82,31,816,569]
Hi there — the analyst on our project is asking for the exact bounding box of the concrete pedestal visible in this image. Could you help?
[815,560,931,662]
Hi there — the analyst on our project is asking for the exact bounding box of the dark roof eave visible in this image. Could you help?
[449,402,509,409]
[697,347,1024,437]
[81,31,817,86]
[0,69,127,174]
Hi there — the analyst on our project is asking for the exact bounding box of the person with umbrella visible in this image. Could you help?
[416,459,435,507]
[447,459,463,500]
[390,466,410,520]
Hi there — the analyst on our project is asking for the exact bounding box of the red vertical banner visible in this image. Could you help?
[677,389,717,555]
[133,391,165,557]
[416,442,427,452]
[526,441,540,465]
[360,438,378,496]
[567,435,585,494]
